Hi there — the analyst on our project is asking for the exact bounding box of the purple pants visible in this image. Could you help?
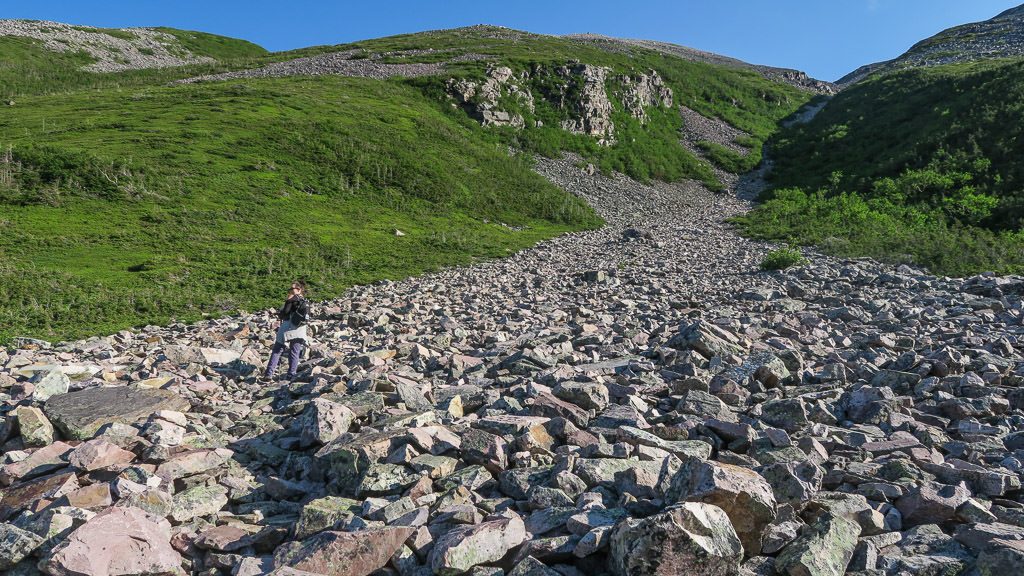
[265,340,303,378]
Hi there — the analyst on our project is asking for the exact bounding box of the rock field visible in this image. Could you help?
[176,50,486,85]
[3,151,1024,576]
[0,20,216,73]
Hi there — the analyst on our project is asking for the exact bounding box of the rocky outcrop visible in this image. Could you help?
[554,63,616,143]
[447,65,534,128]
[618,70,673,122]
[447,62,675,145]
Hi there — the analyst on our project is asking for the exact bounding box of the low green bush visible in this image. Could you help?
[760,246,806,270]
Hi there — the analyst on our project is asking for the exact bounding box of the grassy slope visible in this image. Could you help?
[346,28,808,187]
[0,77,599,342]
[738,58,1024,276]
[0,25,807,343]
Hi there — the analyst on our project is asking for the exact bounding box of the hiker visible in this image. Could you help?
[263,280,310,381]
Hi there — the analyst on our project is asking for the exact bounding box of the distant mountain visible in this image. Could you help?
[839,3,1024,85]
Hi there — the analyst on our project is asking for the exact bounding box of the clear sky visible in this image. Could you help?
[4,1,1023,81]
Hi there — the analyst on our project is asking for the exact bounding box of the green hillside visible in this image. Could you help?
[347,27,808,185]
[739,58,1024,276]
[0,25,808,343]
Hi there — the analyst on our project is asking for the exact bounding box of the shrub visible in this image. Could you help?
[761,246,807,270]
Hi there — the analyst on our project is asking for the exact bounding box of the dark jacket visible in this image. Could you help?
[277,296,309,326]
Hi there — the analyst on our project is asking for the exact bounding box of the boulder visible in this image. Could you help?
[896,481,971,527]
[430,515,528,575]
[43,507,184,576]
[610,502,743,576]
[44,386,189,440]
[0,523,45,569]
[294,497,360,540]
[668,460,777,555]
[0,441,73,486]
[274,527,415,575]
[299,398,354,447]
[15,405,54,447]
[31,369,70,401]
[67,438,136,471]
[775,513,860,576]
[977,539,1024,576]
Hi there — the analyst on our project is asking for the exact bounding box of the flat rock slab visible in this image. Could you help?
[274,527,414,575]
[45,386,189,440]
[0,472,79,521]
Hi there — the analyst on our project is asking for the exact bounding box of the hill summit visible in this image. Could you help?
[840,2,1024,84]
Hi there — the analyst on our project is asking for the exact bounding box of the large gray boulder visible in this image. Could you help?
[775,513,861,576]
[668,459,777,555]
[429,515,527,575]
[610,502,743,576]
[44,386,189,440]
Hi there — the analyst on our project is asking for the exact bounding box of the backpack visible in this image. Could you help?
[289,297,310,327]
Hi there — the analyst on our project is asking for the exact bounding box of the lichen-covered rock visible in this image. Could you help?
[0,523,45,570]
[31,369,70,402]
[15,405,54,447]
[294,496,360,540]
[775,513,860,576]
[169,484,229,522]
[668,459,777,555]
[44,386,189,440]
[610,502,743,576]
[430,515,528,575]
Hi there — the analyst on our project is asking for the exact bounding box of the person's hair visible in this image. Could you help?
[292,280,307,294]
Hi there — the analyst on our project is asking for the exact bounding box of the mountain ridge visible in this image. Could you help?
[839,3,1024,85]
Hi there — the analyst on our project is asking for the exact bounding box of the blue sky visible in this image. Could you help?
[4,1,1022,80]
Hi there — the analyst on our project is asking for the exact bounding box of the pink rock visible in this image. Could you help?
[44,507,184,576]
[68,438,137,471]
[0,471,79,521]
[194,524,251,552]
[273,527,415,576]
[63,483,114,509]
[155,448,232,482]
[0,442,73,486]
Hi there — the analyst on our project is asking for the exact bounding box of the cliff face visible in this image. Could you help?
[447,63,674,145]
[839,3,1024,85]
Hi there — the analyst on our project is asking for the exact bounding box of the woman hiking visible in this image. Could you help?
[263,280,310,381]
